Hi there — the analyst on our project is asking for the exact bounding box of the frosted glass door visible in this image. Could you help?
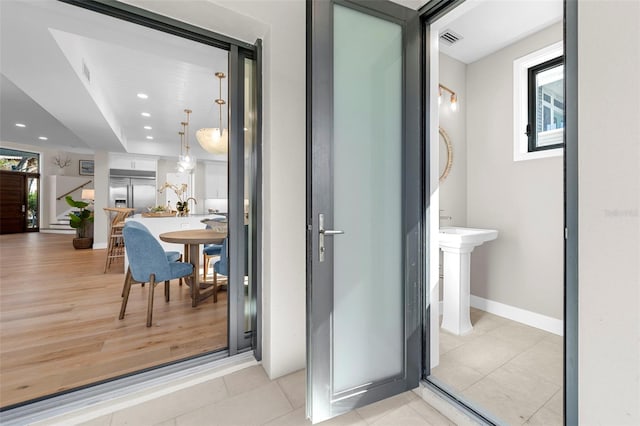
[333,3,402,392]
[307,0,422,423]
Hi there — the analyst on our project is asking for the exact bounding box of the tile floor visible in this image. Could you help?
[72,366,456,426]
[430,308,563,425]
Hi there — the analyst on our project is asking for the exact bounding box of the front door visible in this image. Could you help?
[0,170,27,234]
[306,0,422,423]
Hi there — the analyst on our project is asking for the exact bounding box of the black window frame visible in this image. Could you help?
[527,55,564,152]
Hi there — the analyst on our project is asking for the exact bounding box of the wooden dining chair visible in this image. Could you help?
[103,207,134,273]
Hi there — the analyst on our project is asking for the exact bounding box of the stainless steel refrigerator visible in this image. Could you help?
[108,169,157,214]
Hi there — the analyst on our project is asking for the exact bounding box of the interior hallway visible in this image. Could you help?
[0,233,227,407]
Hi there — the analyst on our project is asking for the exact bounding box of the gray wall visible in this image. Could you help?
[438,53,467,227]
[578,1,639,423]
[466,23,564,319]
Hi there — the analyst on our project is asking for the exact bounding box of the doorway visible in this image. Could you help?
[0,0,261,410]
[421,0,577,424]
[0,149,41,234]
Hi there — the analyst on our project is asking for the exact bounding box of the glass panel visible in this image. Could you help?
[333,4,403,393]
[0,148,39,172]
[243,57,257,334]
[27,176,39,229]
[535,64,564,147]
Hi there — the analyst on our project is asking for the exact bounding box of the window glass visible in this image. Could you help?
[528,56,564,151]
[0,148,39,172]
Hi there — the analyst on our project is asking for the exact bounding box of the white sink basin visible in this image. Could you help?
[439,226,498,250]
[438,226,498,335]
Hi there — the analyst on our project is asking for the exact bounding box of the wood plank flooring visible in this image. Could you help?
[0,233,227,408]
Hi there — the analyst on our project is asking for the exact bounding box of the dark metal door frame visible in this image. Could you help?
[306,0,423,422]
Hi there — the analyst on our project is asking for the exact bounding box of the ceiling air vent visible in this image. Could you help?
[440,29,463,46]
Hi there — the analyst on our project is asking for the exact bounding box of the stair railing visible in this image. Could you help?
[56,180,93,201]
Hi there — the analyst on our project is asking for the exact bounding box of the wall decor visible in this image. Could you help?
[79,160,94,176]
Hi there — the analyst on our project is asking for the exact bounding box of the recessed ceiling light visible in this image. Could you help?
[137,93,149,99]
[15,123,26,128]
[38,136,48,140]
[144,126,152,130]
[146,136,154,140]
[141,112,151,117]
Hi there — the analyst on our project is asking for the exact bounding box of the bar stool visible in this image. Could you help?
[104,207,135,273]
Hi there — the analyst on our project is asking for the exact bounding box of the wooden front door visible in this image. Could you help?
[0,171,27,234]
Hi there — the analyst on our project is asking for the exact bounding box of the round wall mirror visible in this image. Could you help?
[439,126,453,182]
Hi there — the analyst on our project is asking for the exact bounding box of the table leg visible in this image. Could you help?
[189,243,200,307]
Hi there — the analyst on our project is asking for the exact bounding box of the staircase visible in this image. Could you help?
[40,211,76,235]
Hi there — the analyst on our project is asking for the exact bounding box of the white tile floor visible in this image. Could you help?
[430,309,563,425]
[75,366,455,426]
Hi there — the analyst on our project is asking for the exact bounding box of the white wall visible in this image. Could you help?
[438,53,467,227]
[119,0,307,379]
[578,1,640,423]
[466,23,564,320]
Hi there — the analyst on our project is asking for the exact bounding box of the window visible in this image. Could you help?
[513,41,563,161]
[527,56,564,151]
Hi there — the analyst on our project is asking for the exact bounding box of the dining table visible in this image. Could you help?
[159,229,226,307]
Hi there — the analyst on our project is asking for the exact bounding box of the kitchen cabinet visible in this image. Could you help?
[204,162,228,199]
[110,154,157,172]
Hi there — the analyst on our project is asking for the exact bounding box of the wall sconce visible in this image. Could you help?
[439,84,458,112]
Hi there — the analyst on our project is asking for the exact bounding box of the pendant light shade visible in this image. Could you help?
[177,109,196,173]
[197,72,228,154]
[196,127,228,154]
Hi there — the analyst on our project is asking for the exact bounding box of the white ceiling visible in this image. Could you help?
[0,0,228,160]
[1,0,562,160]
[433,0,563,64]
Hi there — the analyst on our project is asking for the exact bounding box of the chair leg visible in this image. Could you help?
[119,271,133,320]
[179,254,183,286]
[146,274,156,327]
[165,280,170,302]
[213,271,218,303]
[121,267,131,297]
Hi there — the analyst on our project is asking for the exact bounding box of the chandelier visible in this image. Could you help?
[177,108,197,173]
[196,72,228,154]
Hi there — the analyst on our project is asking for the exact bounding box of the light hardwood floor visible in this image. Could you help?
[0,232,227,408]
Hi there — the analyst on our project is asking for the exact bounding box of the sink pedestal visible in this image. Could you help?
[440,246,474,335]
[438,227,498,336]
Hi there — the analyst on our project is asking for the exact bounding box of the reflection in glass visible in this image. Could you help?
[243,57,257,334]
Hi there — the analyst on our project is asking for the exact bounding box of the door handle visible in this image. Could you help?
[318,214,344,262]
[320,229,344,236]
[21,205,26,213]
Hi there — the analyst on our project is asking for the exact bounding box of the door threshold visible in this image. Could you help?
[1,351,258,426]
[416,379,503,426]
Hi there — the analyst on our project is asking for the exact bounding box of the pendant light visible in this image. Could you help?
[178,109,196,173]
[196,72,228,154]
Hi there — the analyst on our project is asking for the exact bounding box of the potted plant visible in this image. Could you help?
[66,195,94,249]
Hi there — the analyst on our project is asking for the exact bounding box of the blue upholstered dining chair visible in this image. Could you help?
[121,221,184,296]
[202,220,225,281]
[212,238,228,303]
[120,222,194,327]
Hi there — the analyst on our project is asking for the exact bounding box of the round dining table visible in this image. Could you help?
[159,229,226,307]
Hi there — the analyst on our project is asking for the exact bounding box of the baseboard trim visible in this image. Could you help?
[93,242,107,249]
[470,295,563,336]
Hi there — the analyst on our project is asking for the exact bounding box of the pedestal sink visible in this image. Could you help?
[439,226,498,335]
